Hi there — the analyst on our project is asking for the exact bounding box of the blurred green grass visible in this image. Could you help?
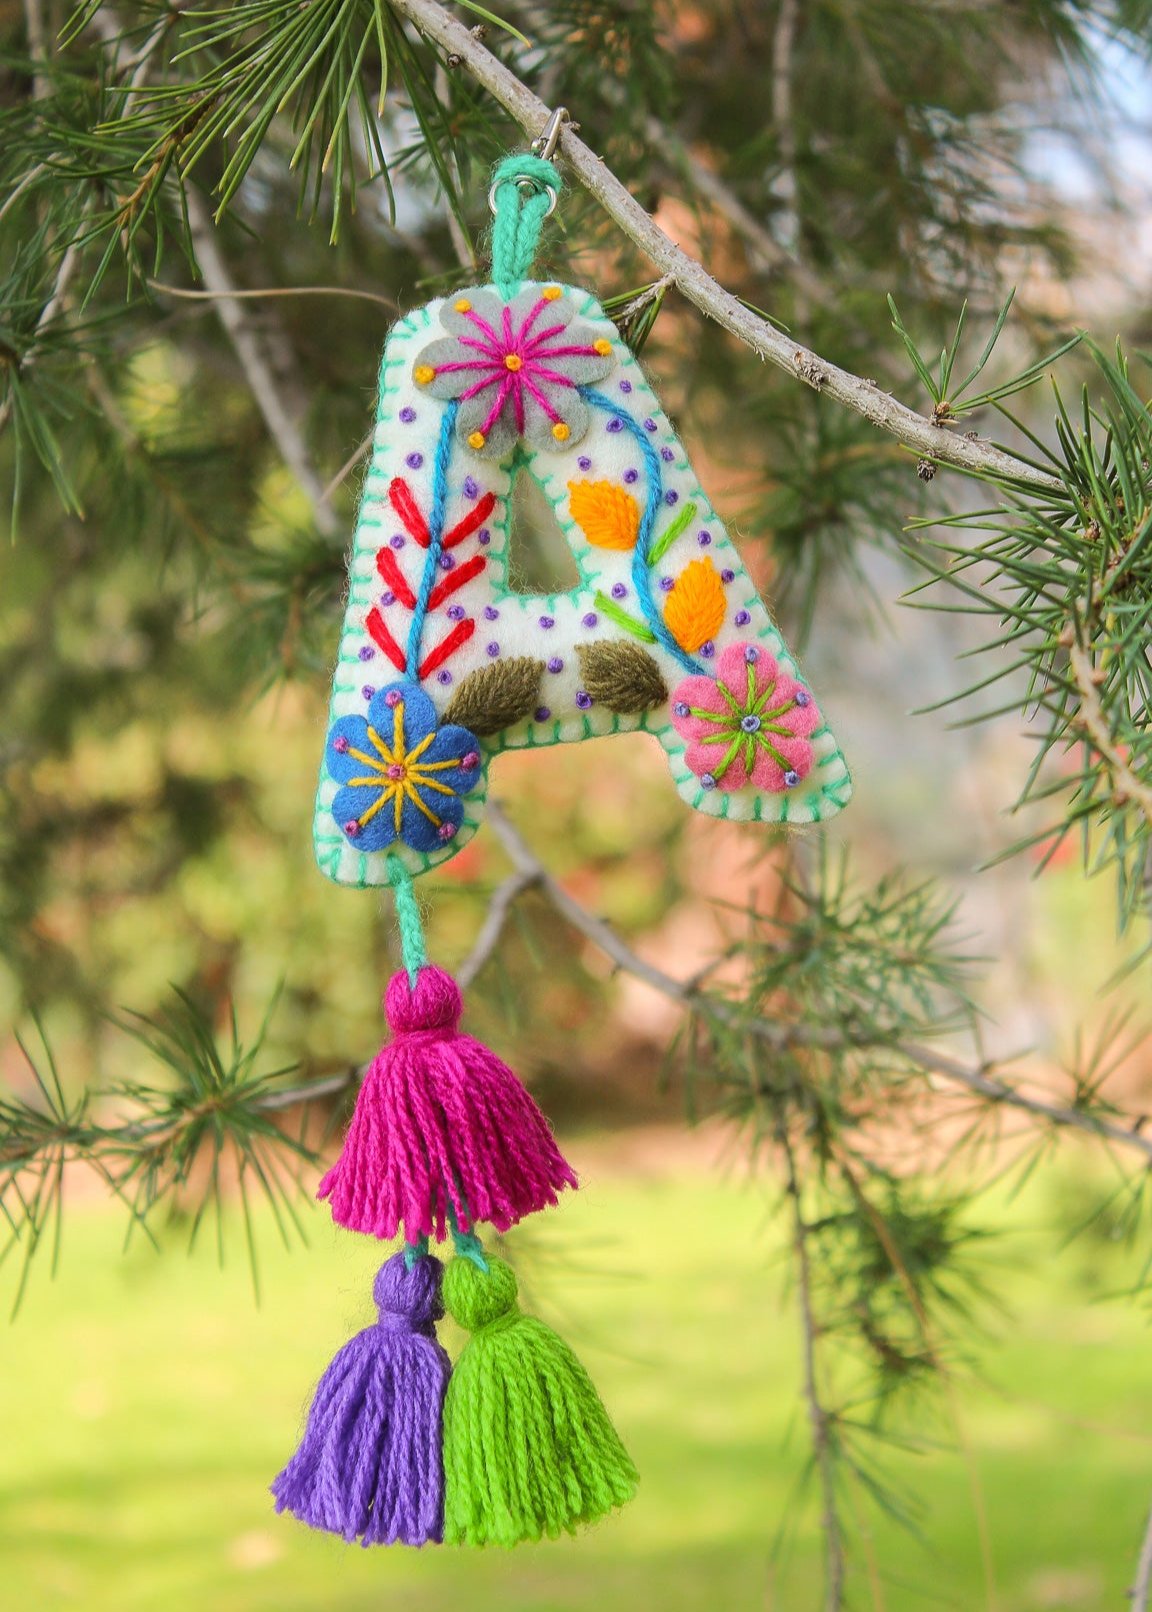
[2,1144,1150,1612]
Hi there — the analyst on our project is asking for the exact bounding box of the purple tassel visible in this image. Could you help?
[271,1252,450,1546]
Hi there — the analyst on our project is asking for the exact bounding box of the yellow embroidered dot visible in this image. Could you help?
[415,365,434,384]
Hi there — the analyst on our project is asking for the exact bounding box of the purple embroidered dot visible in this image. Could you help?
[439,553,454,571]
[643,417,657,432]
[659,575,675,592]
[463,475,479,499]
[462,750,480,770]
[405,451,424,470]
[575,690,593,710]
[784,770,800,788]
[606,417,624,433]
[673,701,690,717]
[486,641,500,658]
[660,446,675,462]
[578,456,593,470]
[582,612,598,628]
[437,822,458,842]
[478,528,491,546]
[721,567,735,583]
[437,669,453,685]
[539,615,555,629]
[623,468,639,484]
[547,656,563,673]
[386,763,405,781]
[361,684,376,700]
[744,645,761,664]
[619,378,633,393]
[385,689,403,708]
[734,609,752,627]
[483,604,499,621]
[700,641,715,658]
[390,534,406,551]
[697,530,712,547]
[664,489,679,505]
[447,604,466,621]
[333,735,350,753]
[740,713,761,733]
[381,591,396,607]
[344,818,362,836]
[534,705,552,722]
[795,689,811,707]
[399,406,416,424]
[611,583,628,600]
[358,645,375,661]
[700,773,717,791]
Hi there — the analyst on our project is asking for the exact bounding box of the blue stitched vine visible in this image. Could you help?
[581,388,705,676]
[405,400,459,677]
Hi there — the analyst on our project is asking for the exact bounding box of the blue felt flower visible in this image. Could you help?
[326,682,482,854]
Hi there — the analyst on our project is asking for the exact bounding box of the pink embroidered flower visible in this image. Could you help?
[670,641,820,792]
[412,285,614,458]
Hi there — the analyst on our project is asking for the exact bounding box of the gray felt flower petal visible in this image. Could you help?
[523,387,592,451]
[454,389,519,459]
[412,336,488,400]
[439,287,508,339]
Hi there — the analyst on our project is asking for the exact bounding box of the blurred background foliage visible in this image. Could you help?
[3,2,1152,1609]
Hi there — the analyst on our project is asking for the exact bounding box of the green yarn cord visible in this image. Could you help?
[441,1255,638,1546]
[386,854,427,984]
[490,153,563,297]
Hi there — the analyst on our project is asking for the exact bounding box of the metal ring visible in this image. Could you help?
[487,178,559,219]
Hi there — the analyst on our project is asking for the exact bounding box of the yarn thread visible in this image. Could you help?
[405,401,459,678]
[441,1254,638,1545]
[490,153,562,296]
[387,854,427,985]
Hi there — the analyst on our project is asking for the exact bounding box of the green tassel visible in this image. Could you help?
[441,1254,638,1546]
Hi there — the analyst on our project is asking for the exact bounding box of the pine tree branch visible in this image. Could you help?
[389,0,1062,493]
[484,801,1152,1164]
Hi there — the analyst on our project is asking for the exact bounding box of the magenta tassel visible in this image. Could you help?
[318,965,577,1241]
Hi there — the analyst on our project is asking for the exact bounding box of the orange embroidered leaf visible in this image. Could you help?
[663,557,726,652]
[567,480,640,550]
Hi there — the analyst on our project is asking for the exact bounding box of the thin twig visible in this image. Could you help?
[185,190,339,536]
[457,868,540,990]
[389,0,1062,493]
[770,0,801,258]
[781,1127,846,1611]
[483,801,1152,1164]
[146,279,399,312]
[1131,1494,1152,1612]
[1067,637,1152,827]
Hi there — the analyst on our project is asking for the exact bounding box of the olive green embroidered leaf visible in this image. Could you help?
[576,641,669,713]
[443,657,545,736]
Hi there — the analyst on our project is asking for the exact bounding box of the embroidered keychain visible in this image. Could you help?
[272,112,850,1549]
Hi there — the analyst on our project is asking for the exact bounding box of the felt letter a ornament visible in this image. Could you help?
[276,135,850,1550]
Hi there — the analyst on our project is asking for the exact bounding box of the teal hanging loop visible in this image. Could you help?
[488,107,568,297]
[386,853,427,986]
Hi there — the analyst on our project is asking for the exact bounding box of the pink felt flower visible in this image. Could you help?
[670,641,820,792]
